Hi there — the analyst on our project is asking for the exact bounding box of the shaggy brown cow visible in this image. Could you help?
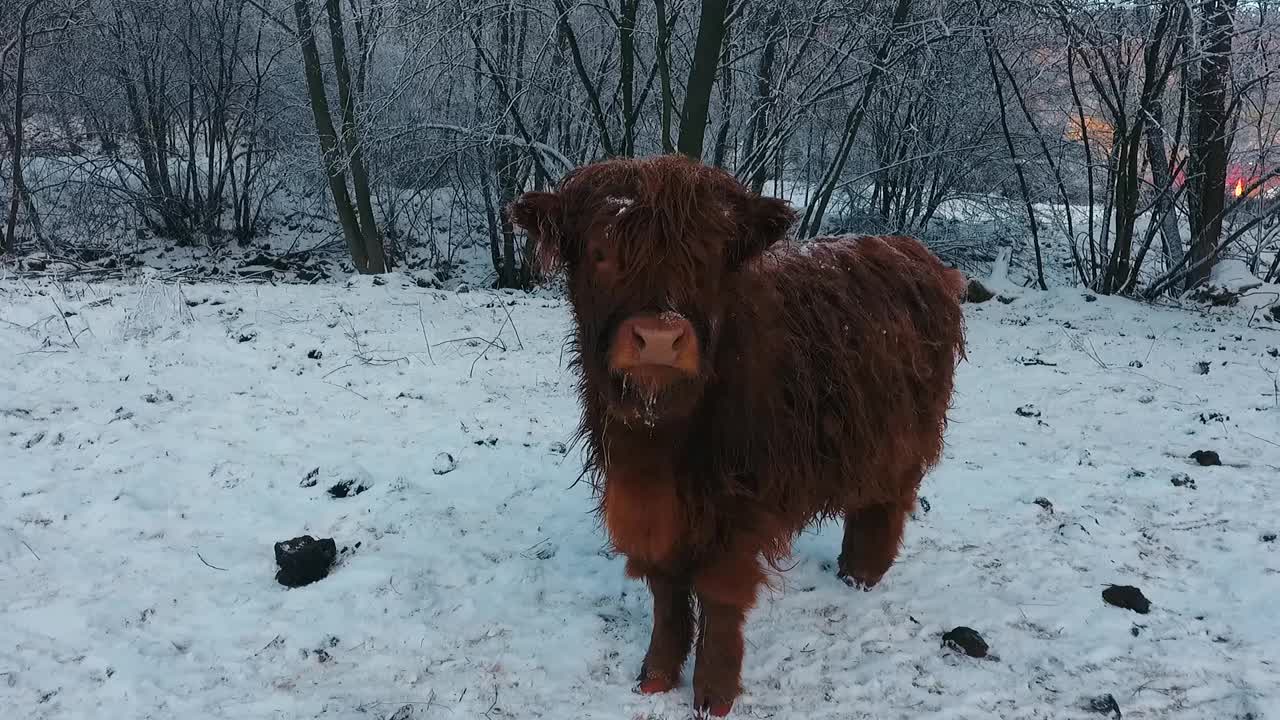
[510,154,966,718]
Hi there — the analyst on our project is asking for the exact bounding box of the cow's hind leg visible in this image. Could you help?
[837,500,914,591]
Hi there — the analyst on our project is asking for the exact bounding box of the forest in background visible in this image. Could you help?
[1,0,1279,297]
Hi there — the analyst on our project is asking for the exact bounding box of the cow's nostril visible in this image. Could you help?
[671,327,687,349]
[633,327,647,350]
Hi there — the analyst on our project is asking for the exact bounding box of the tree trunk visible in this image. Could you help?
[1144,101,1185,272]
[710,16,734,168]
[983,31,1048,290]
[293,0,369,272]
[743,9,782,193]
[325,0,385,272]
[1186,0,1238,290]
[5,2,43,254]
[654,0,676,154]
[619,0,638,156]
[676,0,731,160]
[798,0,912,238]
[553,0,616,156]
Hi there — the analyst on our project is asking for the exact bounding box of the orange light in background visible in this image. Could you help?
[1234,179,1245,197]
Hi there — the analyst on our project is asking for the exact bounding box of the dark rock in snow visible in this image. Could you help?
[1195,361,1211,375]
[1033,497,1054,513]
[1084,693,1122,718]
[472,435,498,447]
[1190,450,1222,466]
[941,626,988,658]
[1102,585,1151,614]
[387,705,416,720]
[274,535,337,588]
[432,452,457,475]
[1170,473,1197,490]
[142,390,174,404]
[1015,404,1041,418]
[1261,533,1276,543]
[1084,293,1097,302]
[307,349,323,360]
[300,467,320,488]
[328,479,369,498]
[965,278,995,303]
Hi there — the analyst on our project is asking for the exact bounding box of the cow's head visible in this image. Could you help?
[510,155,795,427]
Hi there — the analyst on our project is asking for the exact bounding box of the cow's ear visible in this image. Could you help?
[728,193,796,268]
[509,191,567,275]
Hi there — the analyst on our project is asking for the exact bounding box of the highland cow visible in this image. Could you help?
[510,154,966,718]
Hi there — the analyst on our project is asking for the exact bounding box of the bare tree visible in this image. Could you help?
[1186,0,1240,289]
[293,0,384,273]
[3,1,46,253]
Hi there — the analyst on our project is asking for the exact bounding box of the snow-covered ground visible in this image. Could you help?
[2,273,1278,720]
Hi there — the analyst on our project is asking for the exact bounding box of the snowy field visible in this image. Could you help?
[2,273,1279,720]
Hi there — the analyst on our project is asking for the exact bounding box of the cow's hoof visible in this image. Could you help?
[693,688,735,718]
[694,700,734,718]
[836,570,880,591]
[635,675,678,695]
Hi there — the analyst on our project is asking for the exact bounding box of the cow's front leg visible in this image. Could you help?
[634,569,694,694]
[690,550,763,718]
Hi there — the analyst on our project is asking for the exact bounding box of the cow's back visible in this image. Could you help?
[712,234,966,523]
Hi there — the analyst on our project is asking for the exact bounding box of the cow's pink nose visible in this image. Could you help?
[631,322,687,366]
[609,314,699,373]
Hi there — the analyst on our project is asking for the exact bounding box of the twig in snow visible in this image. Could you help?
[343,316,407,367]
[1124,369,1183,391]
[1142,334,1161,364]
[50,297,78,348]
[1239,428,1280,449]
[484,685,499,720]
[495,297,524,350]
[257,635,283,654]
[324,379,369,401]
[197,551,228,571]
[321,363,353,380]
[22,539,40,561]
[417,301,436,365]
[1062,330,1107,368]
[1261,361,1278,409]
[469,316,512,379]
[434,336,508,352]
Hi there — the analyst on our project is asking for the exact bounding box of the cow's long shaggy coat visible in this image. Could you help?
[510,154,966,718]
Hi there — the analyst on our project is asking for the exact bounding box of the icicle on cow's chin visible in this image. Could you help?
[640,387,660,428]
